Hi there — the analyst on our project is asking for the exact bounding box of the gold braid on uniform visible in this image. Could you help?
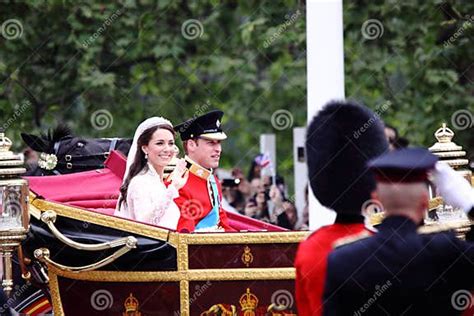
[332,231,372,249]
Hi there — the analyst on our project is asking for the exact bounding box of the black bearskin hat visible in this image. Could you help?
[306,100,389,214]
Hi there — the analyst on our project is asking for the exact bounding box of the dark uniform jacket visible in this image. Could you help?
[323,215,474,316]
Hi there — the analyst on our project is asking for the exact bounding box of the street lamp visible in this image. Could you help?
[0,131,29,297]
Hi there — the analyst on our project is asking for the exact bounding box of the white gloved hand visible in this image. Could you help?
[432,162,474,215]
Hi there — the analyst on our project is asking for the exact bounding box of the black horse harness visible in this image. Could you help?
[38,138,120,175]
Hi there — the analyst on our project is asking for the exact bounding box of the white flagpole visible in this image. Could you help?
[306,0,345,230]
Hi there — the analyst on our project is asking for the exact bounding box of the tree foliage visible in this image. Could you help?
[0,0,472,194]
[344,0,473,160]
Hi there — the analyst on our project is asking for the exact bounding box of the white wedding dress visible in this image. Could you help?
[114,163,180,230]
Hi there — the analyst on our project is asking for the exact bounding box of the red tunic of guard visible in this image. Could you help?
[294,222,371,316]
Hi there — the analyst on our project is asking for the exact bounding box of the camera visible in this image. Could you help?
[222,178,241,187]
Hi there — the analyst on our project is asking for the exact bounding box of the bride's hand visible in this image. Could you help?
[170,159,188,191]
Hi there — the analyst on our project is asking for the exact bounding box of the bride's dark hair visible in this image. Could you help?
[118,124,175,208]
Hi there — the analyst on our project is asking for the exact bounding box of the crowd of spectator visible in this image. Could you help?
[219,154,308,230]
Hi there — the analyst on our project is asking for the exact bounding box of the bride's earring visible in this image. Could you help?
[145,152,148,160]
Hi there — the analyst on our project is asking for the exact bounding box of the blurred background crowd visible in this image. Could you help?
[217,153,308,230]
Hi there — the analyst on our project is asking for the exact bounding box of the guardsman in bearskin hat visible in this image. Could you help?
[323,148,474,315]
[173,110,233,232]
[294,100,389,316]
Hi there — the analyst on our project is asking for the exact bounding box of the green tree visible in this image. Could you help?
[344,0,473,159]
[1,0,472,196]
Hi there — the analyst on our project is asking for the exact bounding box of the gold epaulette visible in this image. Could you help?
[418,222,465,234]
[185,156,212,180]
[332,230,372,249]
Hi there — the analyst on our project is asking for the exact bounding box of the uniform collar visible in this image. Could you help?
[185,156,213,180]
[379,215,418,233]
[334,213,365,224]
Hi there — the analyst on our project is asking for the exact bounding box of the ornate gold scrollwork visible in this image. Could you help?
[241,246,254,267]
[200,304,237,316]
[40,210,136,251]
[35,210,137,272]
[34,242,135,272]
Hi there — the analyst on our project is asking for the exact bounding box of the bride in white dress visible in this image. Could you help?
[114,117,188,230]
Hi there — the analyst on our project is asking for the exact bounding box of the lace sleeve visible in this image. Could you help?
[127,178,179,225]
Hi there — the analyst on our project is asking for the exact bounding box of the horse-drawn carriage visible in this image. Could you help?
[2,123,473,315]
[2,129,306,316]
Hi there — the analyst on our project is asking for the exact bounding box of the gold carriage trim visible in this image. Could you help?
[48,273,64,316]
[180,280,190,316]
[169,230,309,246]
[30,192,310,249]
[30,193,306,316]
[29,192,172,245]
[46,265,296,282]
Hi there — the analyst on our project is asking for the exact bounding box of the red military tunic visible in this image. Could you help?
[294,216,372,316]
[174,167,232,232]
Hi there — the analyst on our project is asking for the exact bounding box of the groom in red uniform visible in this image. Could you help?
[173,110,233,232]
